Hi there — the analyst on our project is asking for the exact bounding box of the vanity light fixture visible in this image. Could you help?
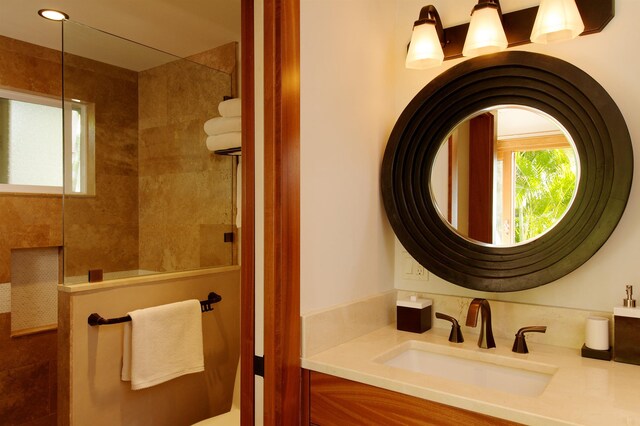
[462,0,508,58]
[530,0,585,44]
[405,0,613,68]
[406,5,445,70]
[37,9,69,21]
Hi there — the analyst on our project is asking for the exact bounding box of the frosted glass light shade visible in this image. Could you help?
[406,22,444,69]
[462,6,508,57]
[38,9,69,21]
[530,0,584,44]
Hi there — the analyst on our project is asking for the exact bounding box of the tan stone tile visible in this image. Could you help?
[138,69,168,130]
[139,223,200,272]
[62,52,137,83]
[48,359,57,415]
[0,312,10,341]
[187,42,238,75]
[0,35,61,63]
[64,176,138,226]
[166,60,229,124]
[199,224,233,267]
[0,195,62,228]
[19,413,57,426]
[63,224,138,277]
[0,48,62,96]
[0,361,52,424]
[0,329,57,372]
[0,250,10,283]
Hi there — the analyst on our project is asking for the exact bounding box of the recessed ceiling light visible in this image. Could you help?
[37,9,69,21]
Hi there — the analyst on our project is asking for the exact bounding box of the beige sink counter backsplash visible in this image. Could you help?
[301,290,612,358]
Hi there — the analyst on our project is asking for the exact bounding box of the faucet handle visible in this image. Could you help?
[435,312,464,343]
[512,326,547,354]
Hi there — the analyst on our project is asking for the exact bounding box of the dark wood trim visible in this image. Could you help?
[263,0,301,424]
[301,369,311,425]
[240,0,256,424]
[468,113,494,244]
[447,135,452,224]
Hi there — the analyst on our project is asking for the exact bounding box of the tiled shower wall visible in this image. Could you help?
[0,36,62,425]
[0,35,238,424]
[62,54,140,278]
[138,42,238,272]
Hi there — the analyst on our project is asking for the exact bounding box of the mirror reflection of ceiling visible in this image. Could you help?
[431,106,578,247]
[0,0,240,71]
[496,108,564,139]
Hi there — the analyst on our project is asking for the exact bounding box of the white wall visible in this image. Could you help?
[394,0,640,312]
[300,0,397,313]
[300,0,640,314]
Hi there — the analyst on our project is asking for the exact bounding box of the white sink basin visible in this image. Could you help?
[375,341,557,397]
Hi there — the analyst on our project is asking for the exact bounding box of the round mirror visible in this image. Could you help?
[430,105,579,247]
[381,52,633,292]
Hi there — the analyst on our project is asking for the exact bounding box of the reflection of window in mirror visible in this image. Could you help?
[495,107,577,245]
[432,106,578,247]
[0,89,94,195]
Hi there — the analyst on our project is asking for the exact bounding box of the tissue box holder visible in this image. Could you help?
[397,297,432,333]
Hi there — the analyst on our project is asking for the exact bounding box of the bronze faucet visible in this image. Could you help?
[466,298,496,349]
[512,326,547,354]
[435,312,464,343]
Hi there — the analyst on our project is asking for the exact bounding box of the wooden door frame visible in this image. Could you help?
[263,0,301,424]
[240,0,256,424]
[241,0,301,424]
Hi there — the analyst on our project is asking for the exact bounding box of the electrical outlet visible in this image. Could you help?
[400,252,429,282]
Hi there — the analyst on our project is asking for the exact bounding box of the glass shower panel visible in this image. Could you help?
[62,20,237,284]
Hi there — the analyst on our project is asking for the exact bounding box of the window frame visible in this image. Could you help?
[0,87,95,196]
[495,134,574,245]
[64,99,95,196]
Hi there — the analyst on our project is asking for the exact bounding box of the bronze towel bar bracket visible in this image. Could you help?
[87,292,223,326]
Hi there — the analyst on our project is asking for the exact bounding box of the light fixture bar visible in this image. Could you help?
[439,0,613,61]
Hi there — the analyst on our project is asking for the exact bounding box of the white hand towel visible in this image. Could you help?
[218,98,241,118]
[121,299,204,390]
[204,116,241,136]
[206,132,241,152]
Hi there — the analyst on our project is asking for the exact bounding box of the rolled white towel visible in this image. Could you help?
[204,116,241,136]
[219,98,241,118]
[206,132,241,152]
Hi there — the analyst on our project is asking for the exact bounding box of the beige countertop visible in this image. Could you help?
[301,325,640,425]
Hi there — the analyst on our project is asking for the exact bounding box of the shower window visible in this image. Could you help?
[0,88,94,195]
[65,100,95,195]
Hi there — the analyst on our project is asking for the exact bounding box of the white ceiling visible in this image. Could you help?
[0,0,241,70]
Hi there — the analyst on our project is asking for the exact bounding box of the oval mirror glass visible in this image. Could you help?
[430,106,579,247]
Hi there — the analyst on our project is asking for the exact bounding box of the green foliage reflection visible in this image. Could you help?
[514,149,576,243]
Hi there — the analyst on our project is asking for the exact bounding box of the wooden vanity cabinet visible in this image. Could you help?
[303,370,519,426]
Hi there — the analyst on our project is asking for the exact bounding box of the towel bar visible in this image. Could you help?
[213,146,241,156]
[87,292,222,326]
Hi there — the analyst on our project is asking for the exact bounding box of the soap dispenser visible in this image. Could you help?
[614,285,640,365]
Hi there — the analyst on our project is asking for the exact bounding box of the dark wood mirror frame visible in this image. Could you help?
[382,51,633,292]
